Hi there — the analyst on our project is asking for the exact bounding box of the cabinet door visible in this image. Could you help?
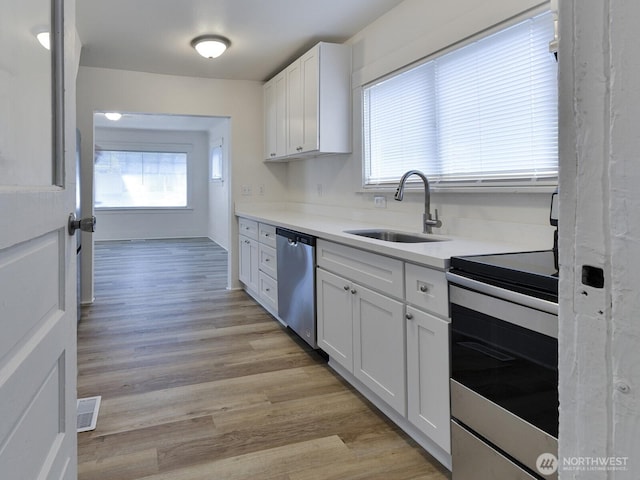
[353,284,406,415]
[317,268,353,371]
[286,59,303,155]
[239,235,259,293]
[274,72,287,157]
[406,306,451,453]
[300,47,319,153]
[264,72,288,160]
[263,78,277,160]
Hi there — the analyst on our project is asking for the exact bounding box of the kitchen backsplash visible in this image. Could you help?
[282,157,554,250]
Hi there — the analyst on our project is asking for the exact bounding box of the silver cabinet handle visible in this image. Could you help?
[420,285,428,293]
[350,289,357,295]
[406,313,414,320]
[344,285,350,291]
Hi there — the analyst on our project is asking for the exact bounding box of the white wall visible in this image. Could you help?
[286,0,555,249]
[76,66,288,301]
[208,120,231,250]
[93,127,209,241]
[559,0,640,477]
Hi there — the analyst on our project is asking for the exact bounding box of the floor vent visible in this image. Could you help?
[77,396,101,433]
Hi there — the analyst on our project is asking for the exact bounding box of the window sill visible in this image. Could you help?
[358,183,558,195]
[95,207,194,213]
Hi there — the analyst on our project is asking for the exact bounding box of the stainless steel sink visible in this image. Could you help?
[344,229,449,243]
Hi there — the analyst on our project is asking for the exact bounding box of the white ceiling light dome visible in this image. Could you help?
[104,112,122,121]
[36,31,51,50]
[191,35,230,59]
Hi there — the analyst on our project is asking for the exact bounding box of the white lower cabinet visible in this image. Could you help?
[353,284,405,415]
[239,234,259,293]
[406,305,451,453]
[238,220,279,317]
[316,268,353,371]
[317,267,406,415]
[316,239,451,466]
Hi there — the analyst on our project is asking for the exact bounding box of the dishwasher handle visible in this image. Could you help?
[276,227,316,247]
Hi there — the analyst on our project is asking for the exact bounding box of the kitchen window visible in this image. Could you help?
[362,10,557,189]
[95,149,188,208]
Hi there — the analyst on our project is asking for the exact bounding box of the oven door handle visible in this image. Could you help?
[446,271,558,315]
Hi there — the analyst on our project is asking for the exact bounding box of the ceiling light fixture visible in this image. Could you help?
[191,35,230,59]
[36,31,50,50]
[104,112,122,121]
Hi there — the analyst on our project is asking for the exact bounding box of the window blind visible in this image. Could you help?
[363,11,557,187]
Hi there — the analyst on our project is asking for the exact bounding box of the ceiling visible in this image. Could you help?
[76,0,405,82]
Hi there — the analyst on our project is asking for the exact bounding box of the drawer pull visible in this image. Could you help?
[350,289,357,295]
[344,285,350,291]
[420,285,429,293]
[406,313,414,320]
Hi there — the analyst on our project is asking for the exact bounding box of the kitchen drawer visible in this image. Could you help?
[259,243,277,279]
[317,239,403,299]
[259,223,277,248]
[259,271,278,312]
[239,218,259,240]
[405,263,449,318]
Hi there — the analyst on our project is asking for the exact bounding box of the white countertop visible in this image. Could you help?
[235,204,537,270]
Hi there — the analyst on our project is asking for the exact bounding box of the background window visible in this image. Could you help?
[95,150,187,208]
[362,11,557,188]
[210,138,223,181]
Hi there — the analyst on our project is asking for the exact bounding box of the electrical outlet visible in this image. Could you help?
[317,183,323,197]
[241,184,252,196]
[374,195,387,208]
[258,184,265,195]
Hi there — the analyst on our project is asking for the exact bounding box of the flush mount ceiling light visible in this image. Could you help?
[104,112,122,121]
[36,31,50,50]
[191,35,230,59]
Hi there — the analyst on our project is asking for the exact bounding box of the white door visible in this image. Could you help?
[0,0,78,479]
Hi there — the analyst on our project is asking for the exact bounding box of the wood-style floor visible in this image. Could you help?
[77,238,450,480]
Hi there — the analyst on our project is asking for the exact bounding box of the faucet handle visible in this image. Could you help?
[426,209,443,229]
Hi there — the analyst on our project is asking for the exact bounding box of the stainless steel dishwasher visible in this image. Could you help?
[276,227,317,348]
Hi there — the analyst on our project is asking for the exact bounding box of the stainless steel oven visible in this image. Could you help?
[446,251,559,480]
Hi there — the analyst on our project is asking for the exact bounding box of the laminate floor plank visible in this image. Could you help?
[78,238,450,480]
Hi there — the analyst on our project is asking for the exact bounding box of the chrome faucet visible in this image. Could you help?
[394,170,442,234]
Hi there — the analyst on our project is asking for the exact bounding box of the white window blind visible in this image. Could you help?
[363,11,557,187]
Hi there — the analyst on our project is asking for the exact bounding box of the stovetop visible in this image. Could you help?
[449,250,558,302]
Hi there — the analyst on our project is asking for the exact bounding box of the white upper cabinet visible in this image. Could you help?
[264,71,287,160]
[264,42,351,161]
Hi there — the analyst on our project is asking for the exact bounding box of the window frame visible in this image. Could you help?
[359,8,558,194]
[210,137,224,183]
[94,141,193,211]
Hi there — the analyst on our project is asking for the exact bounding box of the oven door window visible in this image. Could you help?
[451,303,558,438]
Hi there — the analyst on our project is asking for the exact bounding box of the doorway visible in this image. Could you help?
[78,112,231,305]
